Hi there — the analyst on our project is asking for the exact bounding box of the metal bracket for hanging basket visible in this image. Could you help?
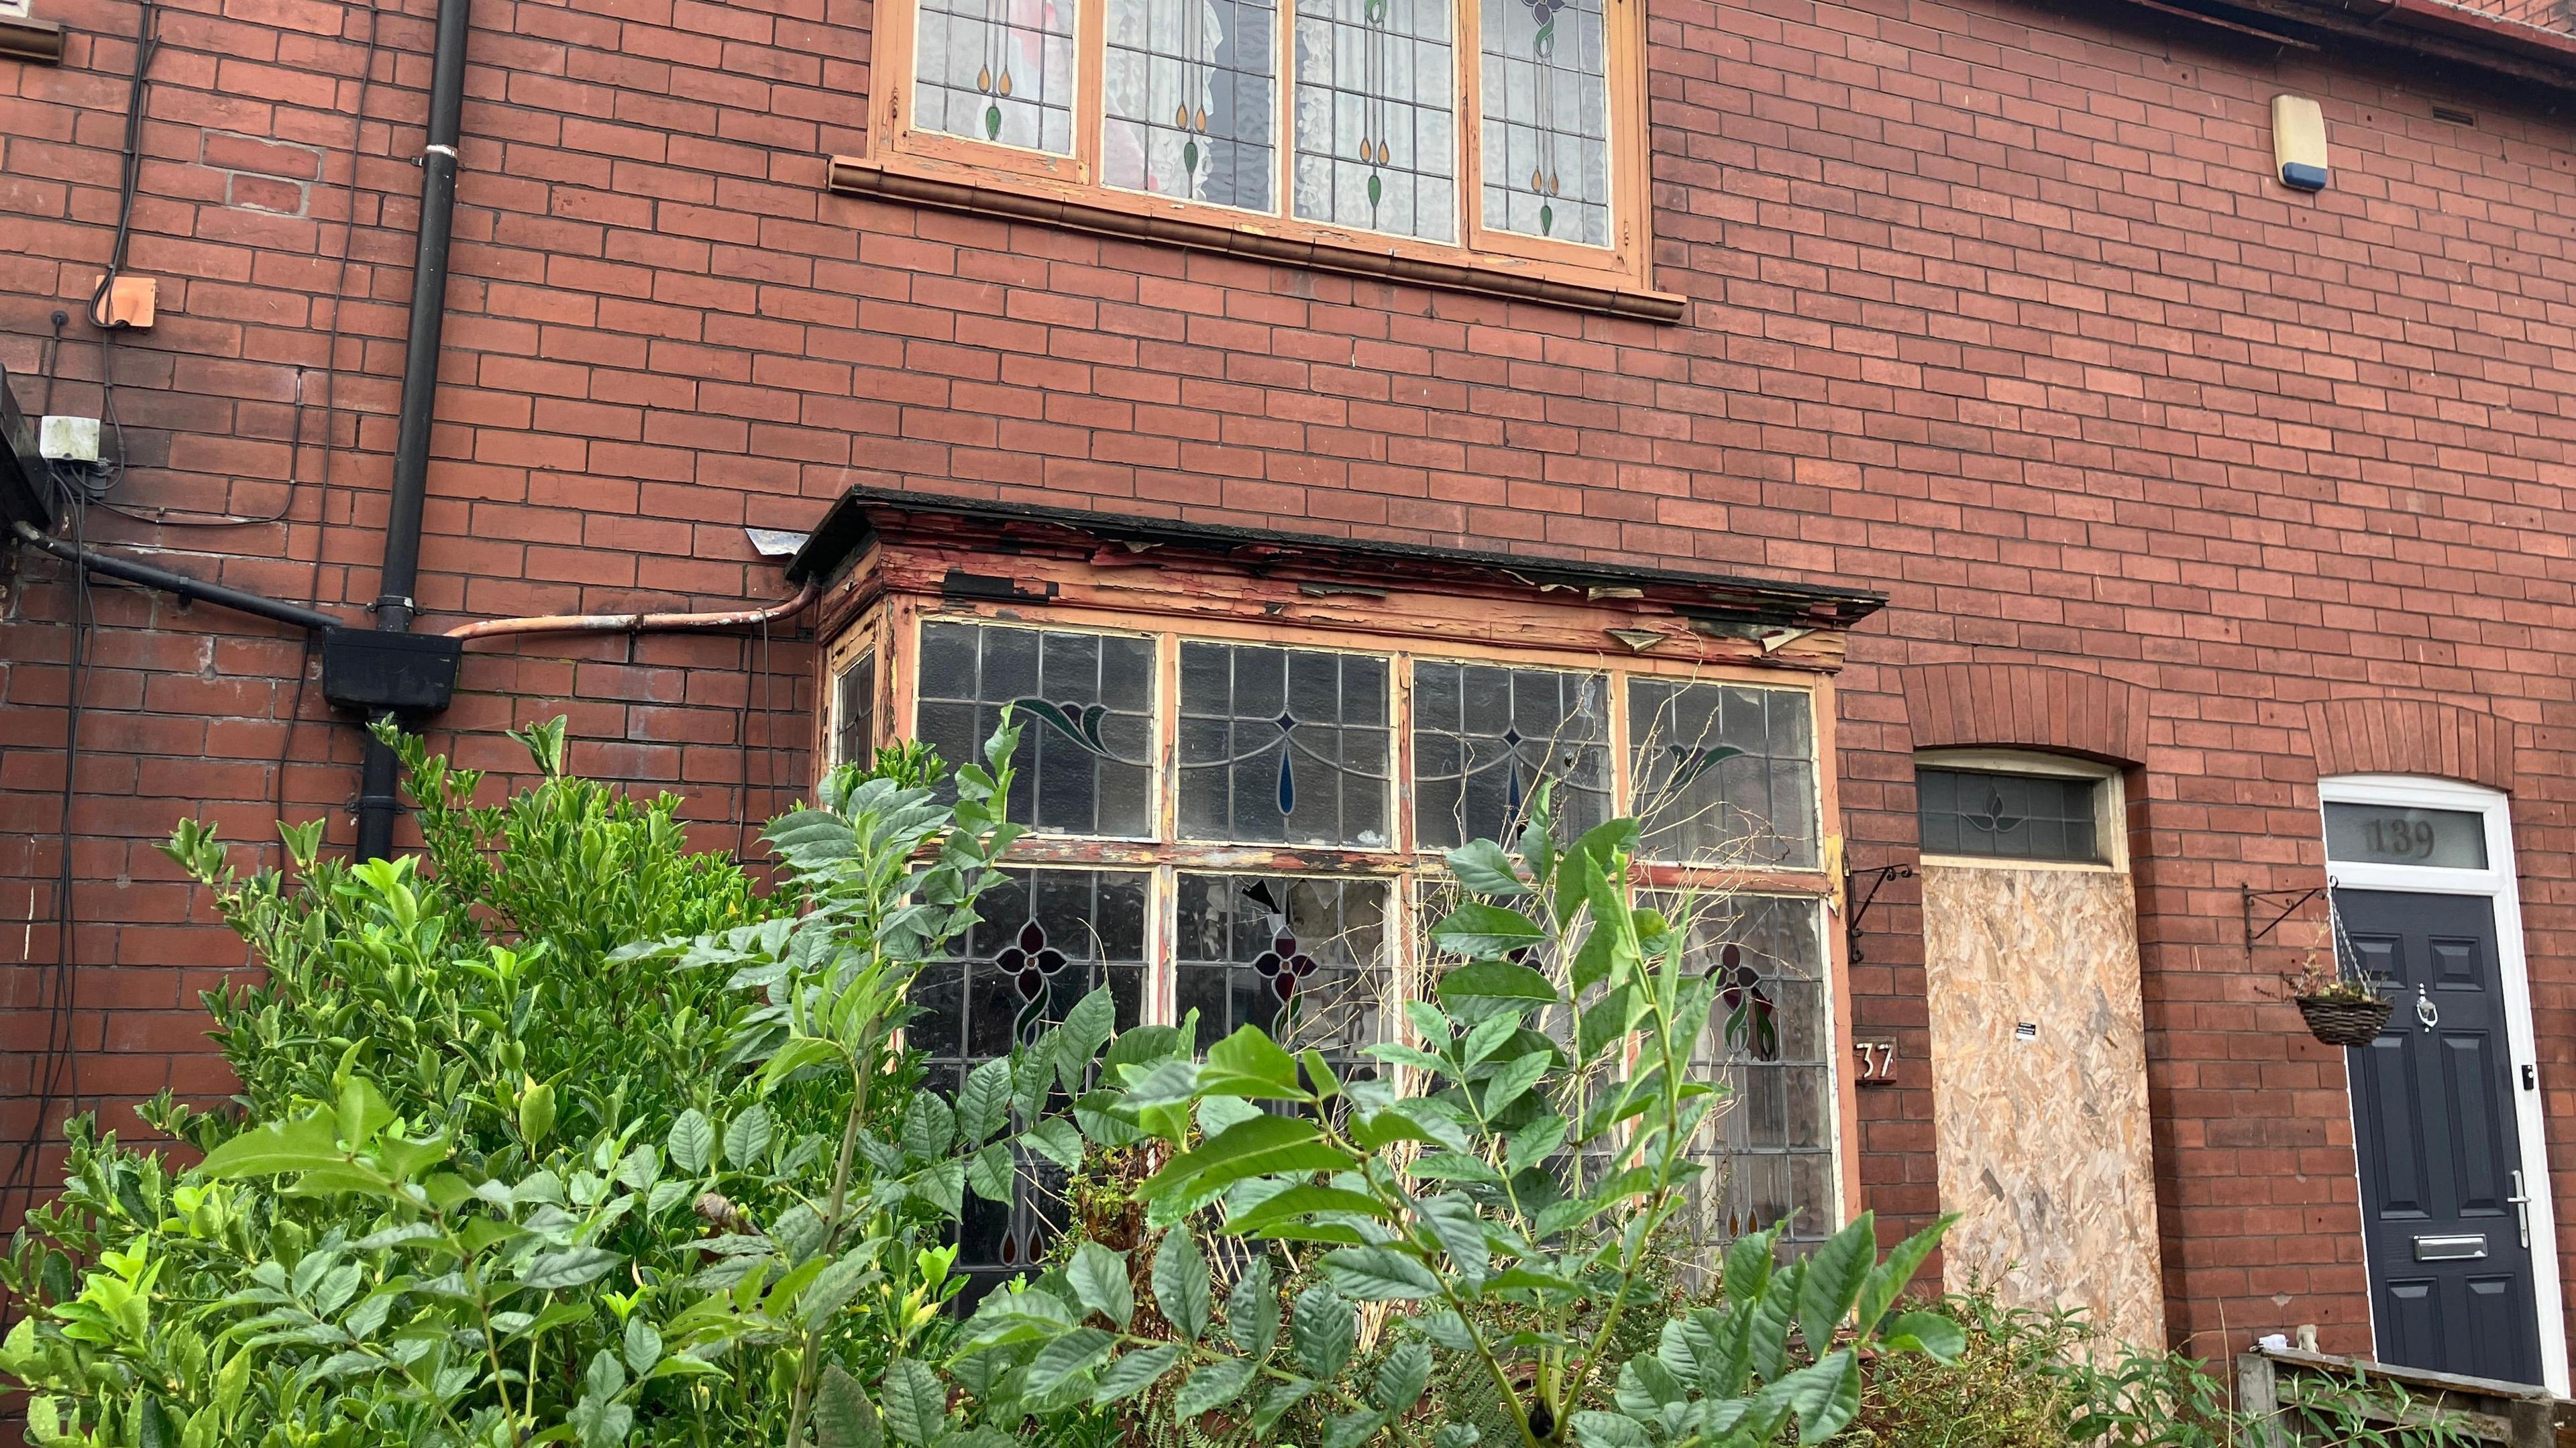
[1845,862,1915,966]
[2241,883,2323,961]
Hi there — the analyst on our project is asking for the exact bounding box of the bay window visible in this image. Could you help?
[823,603,1846,1285]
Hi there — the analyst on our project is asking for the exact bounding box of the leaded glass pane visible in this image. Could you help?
[1176,874,1387,1083]
[1478,0,1609,246]
[1628,679,1818,869]
[1656,893,1834,1245]
[1917,767,2104,864]
[1178,642,1391,847]
[1291,0,1455,241]
[1413,661,1609,848]
[916,621,1157,838]
[920,869,1150,1294]
[1105,0,1277,211]
[832,650,875,767]
[914,0,1077,154]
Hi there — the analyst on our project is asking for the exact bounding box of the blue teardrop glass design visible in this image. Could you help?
[1277,747,1297,816]
[1505,758,1525,832]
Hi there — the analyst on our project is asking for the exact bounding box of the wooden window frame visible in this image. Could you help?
[841,0,1676,319]
[820,590,1864,1239]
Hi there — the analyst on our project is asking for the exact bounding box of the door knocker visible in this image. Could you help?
[2415,985,2440,1032]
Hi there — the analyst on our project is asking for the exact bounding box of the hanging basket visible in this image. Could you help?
[2297,993,2394,1048]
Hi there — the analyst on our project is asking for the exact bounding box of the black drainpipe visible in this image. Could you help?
[355,0,472,860]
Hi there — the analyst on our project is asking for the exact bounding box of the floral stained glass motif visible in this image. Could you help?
[1658,894,1834,1245]
[1177,875,1387,1084]
[1915,767,2103,865]
[831,650,875,768]
[1478,0,1609,245]
[916,621,1157,838]
[915,0,1077,153]
[1105,0,1278,210]
[1627,679,1817,869]
[1412,661,1609,848]
[920,869,1149,1294]
[1291,0,1456,240]
[1178,642,1391,846]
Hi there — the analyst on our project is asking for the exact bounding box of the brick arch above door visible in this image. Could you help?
[1898,661,2150,769]
[2304,697,2519,795]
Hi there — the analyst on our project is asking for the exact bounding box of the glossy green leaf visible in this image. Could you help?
[1320,1245,1440,1301]
[1090,1345,1182,1406]
[1173,1357,1258,1419]
[1431,903,1548,958]
[1067,1242,1133,1329]
[1446,838,1529,896]
[1435,960,1558,1005]
[1152,1229,1212,1343]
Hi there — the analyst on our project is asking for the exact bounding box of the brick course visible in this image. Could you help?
[6,0,2576,1374]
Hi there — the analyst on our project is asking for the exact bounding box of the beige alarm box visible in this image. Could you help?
[2273,95,2328,191]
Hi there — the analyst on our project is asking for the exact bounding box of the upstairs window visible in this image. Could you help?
[868,0,1649,288]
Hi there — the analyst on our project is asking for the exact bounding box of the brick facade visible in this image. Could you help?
[7,0,2576,1377]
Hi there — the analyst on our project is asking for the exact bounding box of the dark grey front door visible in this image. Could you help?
[2335,889,2542,1386]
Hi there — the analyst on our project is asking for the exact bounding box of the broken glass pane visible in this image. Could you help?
[1628,679,1818,868]
[916,620,1157,838]
[1413,660,1609,848]
[1175,873,1387,1086]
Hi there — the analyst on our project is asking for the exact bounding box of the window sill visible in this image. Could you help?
[824,154,1688,323]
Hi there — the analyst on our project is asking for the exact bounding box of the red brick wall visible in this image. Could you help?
[8,0,2576,1376]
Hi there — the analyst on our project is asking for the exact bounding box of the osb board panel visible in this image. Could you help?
[1922,864,2167,1351]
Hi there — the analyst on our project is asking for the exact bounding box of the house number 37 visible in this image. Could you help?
[1854,1039,1898,1086]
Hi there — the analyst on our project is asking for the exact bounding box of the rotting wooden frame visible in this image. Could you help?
[812,543,1870,1244]
[833,0,1679,321]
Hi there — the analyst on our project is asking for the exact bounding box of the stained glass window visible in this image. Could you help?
[832,650,875,767]
[1105,0,1278,209]
[1478,0,1610,245]
[917,620,1157,838]
[1291,0,1456,241]
[1176,873,1387,1083]
[1178,642,1391,847]
[845,602,1846,1274]
[920,869,1150,1292]
[1628,679,1818,869]
[914,0,1078,153]
[1660,894,1835,1244]
[1411,661,1609,848]
[1917,767,2106,865]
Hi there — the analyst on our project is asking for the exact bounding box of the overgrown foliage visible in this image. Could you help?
[0,720,1079,1447]
[936,795,1964,1448]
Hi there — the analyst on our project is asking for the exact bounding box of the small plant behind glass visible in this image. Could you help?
[941,788,1961,1448]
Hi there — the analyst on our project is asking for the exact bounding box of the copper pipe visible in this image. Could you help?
[443,581,818,641]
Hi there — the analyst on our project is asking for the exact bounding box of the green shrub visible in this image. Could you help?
[0,720,1074,1448]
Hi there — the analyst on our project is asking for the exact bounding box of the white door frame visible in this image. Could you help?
[2318,773,2567,1395]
